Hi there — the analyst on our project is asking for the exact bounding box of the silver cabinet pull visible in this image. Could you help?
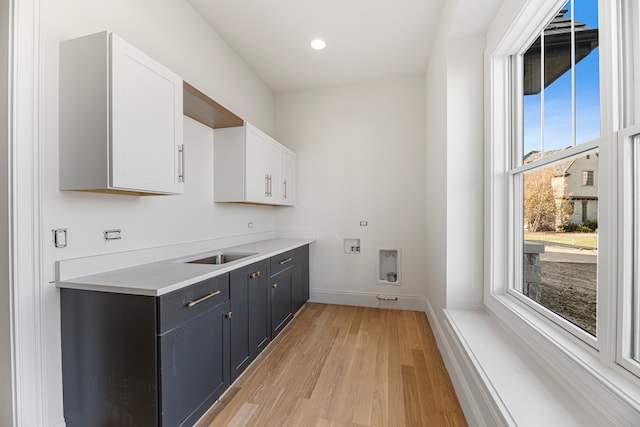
[265,174,269,197]
[283,180,287,199]
[278,257,293,265]
[272,283,278,288]
[178,144,185,182]
[186,290,221,308]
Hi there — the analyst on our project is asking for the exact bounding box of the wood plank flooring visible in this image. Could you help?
[195,303,467,427]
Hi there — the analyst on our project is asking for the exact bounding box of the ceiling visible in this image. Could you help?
[186,0,505,92]
[187,0,446,92]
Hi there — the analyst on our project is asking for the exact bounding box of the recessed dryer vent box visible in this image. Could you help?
[378,249,401,285]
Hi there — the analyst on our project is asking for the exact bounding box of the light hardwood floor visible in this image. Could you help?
[195,303,467,427]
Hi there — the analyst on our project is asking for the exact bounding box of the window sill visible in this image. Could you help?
[443,297,640,426]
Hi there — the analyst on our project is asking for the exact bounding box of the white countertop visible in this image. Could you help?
[56,238,313,296]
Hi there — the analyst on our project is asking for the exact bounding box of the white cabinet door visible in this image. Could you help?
[244,124,281,204]
[280,148,296,206]
[59,31,183,195]
[110,35,183,194]
[213,122,294,205]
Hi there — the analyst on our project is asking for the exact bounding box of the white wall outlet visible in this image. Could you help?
[103,229,121,241]
[52,228,67,248]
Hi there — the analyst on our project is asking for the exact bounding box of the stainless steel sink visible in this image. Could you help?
[186,252,256,265]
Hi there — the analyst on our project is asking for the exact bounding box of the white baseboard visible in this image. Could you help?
[423,301,508,427]
[309,288,428,311]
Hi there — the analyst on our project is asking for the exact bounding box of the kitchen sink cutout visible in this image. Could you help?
[186,252,256,265]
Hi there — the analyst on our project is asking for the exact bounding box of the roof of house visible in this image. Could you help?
[523,9,599,95]
[523,149,575,177]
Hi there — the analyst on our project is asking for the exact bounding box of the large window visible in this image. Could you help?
[511,0,601,340]
[488,0,640,417]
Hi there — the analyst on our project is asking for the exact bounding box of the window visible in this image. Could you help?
[487,0,640,416]
[511,0,600,339]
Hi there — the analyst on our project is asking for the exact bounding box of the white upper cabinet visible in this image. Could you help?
[214,123,295,206]
[59,32,184,195]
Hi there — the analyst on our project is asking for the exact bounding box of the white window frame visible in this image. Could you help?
[503,0,607,347]
[485,0,640,419]
[617,126,640,380]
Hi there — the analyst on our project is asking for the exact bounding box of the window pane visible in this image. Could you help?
[521,0,601,163]
[524,38,542,156]
[522,152,598,336]
[544,2,573,152]
[575,0,600,143]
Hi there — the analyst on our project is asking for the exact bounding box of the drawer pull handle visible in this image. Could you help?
[278,257,293,265]
[186,290,221,308]
[250,271,261,279]
[226,311,233,319]
[272,283,278,289]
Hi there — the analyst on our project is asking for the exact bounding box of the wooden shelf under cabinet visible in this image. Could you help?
[183,82,243,129]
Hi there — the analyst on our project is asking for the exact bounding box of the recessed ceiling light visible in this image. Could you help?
[310,38,326,50]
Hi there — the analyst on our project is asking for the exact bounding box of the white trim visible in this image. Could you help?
[485,295,640,426]
[9,0,46,426]
[617,124,640,377]
[424,302,511,427]
[309,288,427,312]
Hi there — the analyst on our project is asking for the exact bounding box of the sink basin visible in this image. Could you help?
[186,252,256,265]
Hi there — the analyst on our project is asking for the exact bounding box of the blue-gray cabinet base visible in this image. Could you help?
[60,244,309,426]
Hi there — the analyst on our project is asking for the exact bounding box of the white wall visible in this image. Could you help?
[274,75,427,306]
[445,36,485,309]
[424,3,454,322]
[0,0,13,424]
[424,2,486,326]
[39,1,277,425]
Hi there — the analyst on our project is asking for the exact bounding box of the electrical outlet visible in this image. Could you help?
[52,228,67,248]
[104,229,121,241]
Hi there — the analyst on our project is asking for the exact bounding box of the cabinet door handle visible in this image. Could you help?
[250,271,261,279]
[268,174,272,197]
[272,283,278,288]
[278,257,293,265]
[178,144,185,182]
[283,180,287,199]
[186,290,221,308]
[265,174,269,197]
[225,311,233,319]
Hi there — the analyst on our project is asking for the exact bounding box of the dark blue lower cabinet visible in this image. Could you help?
[160,300,230,427]
[293,245,310,314]
[61,274,231,427]
[229,259,270,383]
[60,246,310,427]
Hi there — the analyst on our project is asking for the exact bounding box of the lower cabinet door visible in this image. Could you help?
[159,300,230,427]
[230,260,270,382]
[293,245,310,313]
[271,268,293,338]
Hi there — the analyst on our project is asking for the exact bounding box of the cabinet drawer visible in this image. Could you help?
[158,274,230,334]
[270,249,295,276]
